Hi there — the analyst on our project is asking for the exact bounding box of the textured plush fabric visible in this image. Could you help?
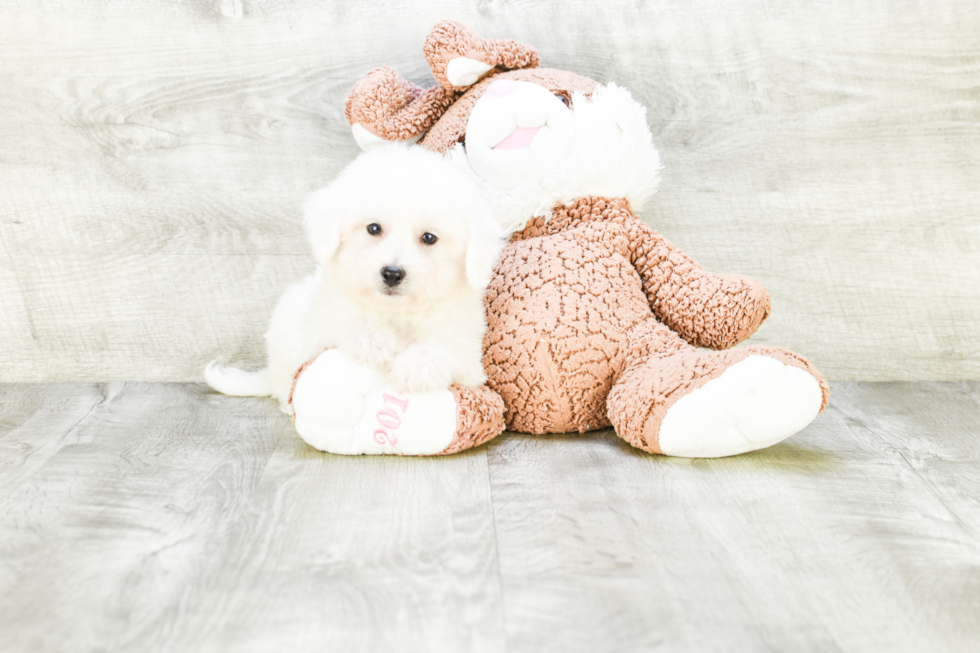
[341,21,829,456]
[289,350,507,455]
[439,384,507,455]
[345,66,596,154]
[608,337,830,454]
[423,20,540,91]
[480,195,827,436]
[344,20,546,144]
[419,68,598,154]
[344,66,457,141]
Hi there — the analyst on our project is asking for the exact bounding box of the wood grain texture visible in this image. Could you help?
[1,0,978,381]
[168,429,506,653]
[0,383,106,496]
[0,383,288,653]
[0,383,505,653]
[1,382,979,651]
[486,383,980,652]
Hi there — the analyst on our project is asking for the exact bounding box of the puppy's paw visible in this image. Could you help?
[454,362,488,388]
[389,345,454,393]
[341,332,399,370]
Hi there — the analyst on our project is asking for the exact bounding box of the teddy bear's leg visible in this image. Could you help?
[344,66,457,150]
[289,349,505,456]
[423,20,540,90]
[607,319,830,457]
[439,385,507,455]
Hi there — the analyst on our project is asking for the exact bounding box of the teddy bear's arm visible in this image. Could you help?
[627,219,772,350]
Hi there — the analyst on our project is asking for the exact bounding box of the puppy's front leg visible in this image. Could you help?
[340,330,400,371]
[389,341,457,393]
[453,357,488,389]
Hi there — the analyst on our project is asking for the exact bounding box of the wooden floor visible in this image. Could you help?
[1,382,978,652]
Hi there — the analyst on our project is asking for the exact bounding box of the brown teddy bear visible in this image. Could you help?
[291,20,830,458]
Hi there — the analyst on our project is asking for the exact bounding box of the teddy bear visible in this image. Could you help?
[290,20,830,458]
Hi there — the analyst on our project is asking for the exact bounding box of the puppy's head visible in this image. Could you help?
[303,144,505,309]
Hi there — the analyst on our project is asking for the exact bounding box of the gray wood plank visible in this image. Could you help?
[0,383,106,496]
[485,382,980,653]
[0,383,287,653]
[165,427,506,653]
[1,0,979,382]
[1,381,979,651]
[0,383,506,653]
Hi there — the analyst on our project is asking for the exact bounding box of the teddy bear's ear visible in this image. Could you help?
[423,20,539,91]
[345,67,457,151]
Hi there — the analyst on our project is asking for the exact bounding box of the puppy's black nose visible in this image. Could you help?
[381,266,405,287]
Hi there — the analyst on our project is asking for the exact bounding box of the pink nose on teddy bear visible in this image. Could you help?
[338,20,831,459]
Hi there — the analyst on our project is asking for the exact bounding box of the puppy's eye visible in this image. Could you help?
[555,93,570,107]
[367,223,382,236]
[420,232,438,245]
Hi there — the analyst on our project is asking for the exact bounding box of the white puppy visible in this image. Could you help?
[206,144,506,410]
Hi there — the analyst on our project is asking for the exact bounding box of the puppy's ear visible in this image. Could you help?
[465,206,507,290]
[303,187,343,263]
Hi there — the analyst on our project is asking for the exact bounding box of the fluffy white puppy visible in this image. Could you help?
[206,144,506,410]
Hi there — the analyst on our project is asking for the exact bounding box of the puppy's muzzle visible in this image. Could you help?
[381,266,406,287]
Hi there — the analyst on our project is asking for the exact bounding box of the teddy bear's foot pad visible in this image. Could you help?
[658,355,823,458]
[291,350,457,455]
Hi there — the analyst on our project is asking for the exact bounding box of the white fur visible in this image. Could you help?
[351,123,421,151]
[454,81,663,233]
[206,144,506,410]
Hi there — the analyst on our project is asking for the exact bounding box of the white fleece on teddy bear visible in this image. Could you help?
[659,356,824,458]
[453,82,663,234]
[292,349,457,455]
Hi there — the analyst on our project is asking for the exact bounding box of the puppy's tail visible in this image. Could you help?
[205,362,272,397]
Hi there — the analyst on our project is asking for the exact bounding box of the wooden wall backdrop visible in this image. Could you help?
[1,0,978,382]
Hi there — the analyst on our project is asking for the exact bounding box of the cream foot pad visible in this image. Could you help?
[291,350,457,455]
[658,355,823,458]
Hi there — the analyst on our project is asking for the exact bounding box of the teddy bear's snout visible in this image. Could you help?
[468,80,571,153]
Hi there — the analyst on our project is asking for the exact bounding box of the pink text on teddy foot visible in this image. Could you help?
[372,392,410,445]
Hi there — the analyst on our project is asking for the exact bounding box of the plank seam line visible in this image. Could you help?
[836,400,978,541]
[888,447,977,541]
[4,384,108,479]
[250,410,291,487]
[60,384,109,439]
[60,383,113,444]
[484,445,511,653]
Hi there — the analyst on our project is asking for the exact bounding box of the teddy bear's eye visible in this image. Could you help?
[367,223,382,236]
[555,93,570,107]
[421,232,438,245]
